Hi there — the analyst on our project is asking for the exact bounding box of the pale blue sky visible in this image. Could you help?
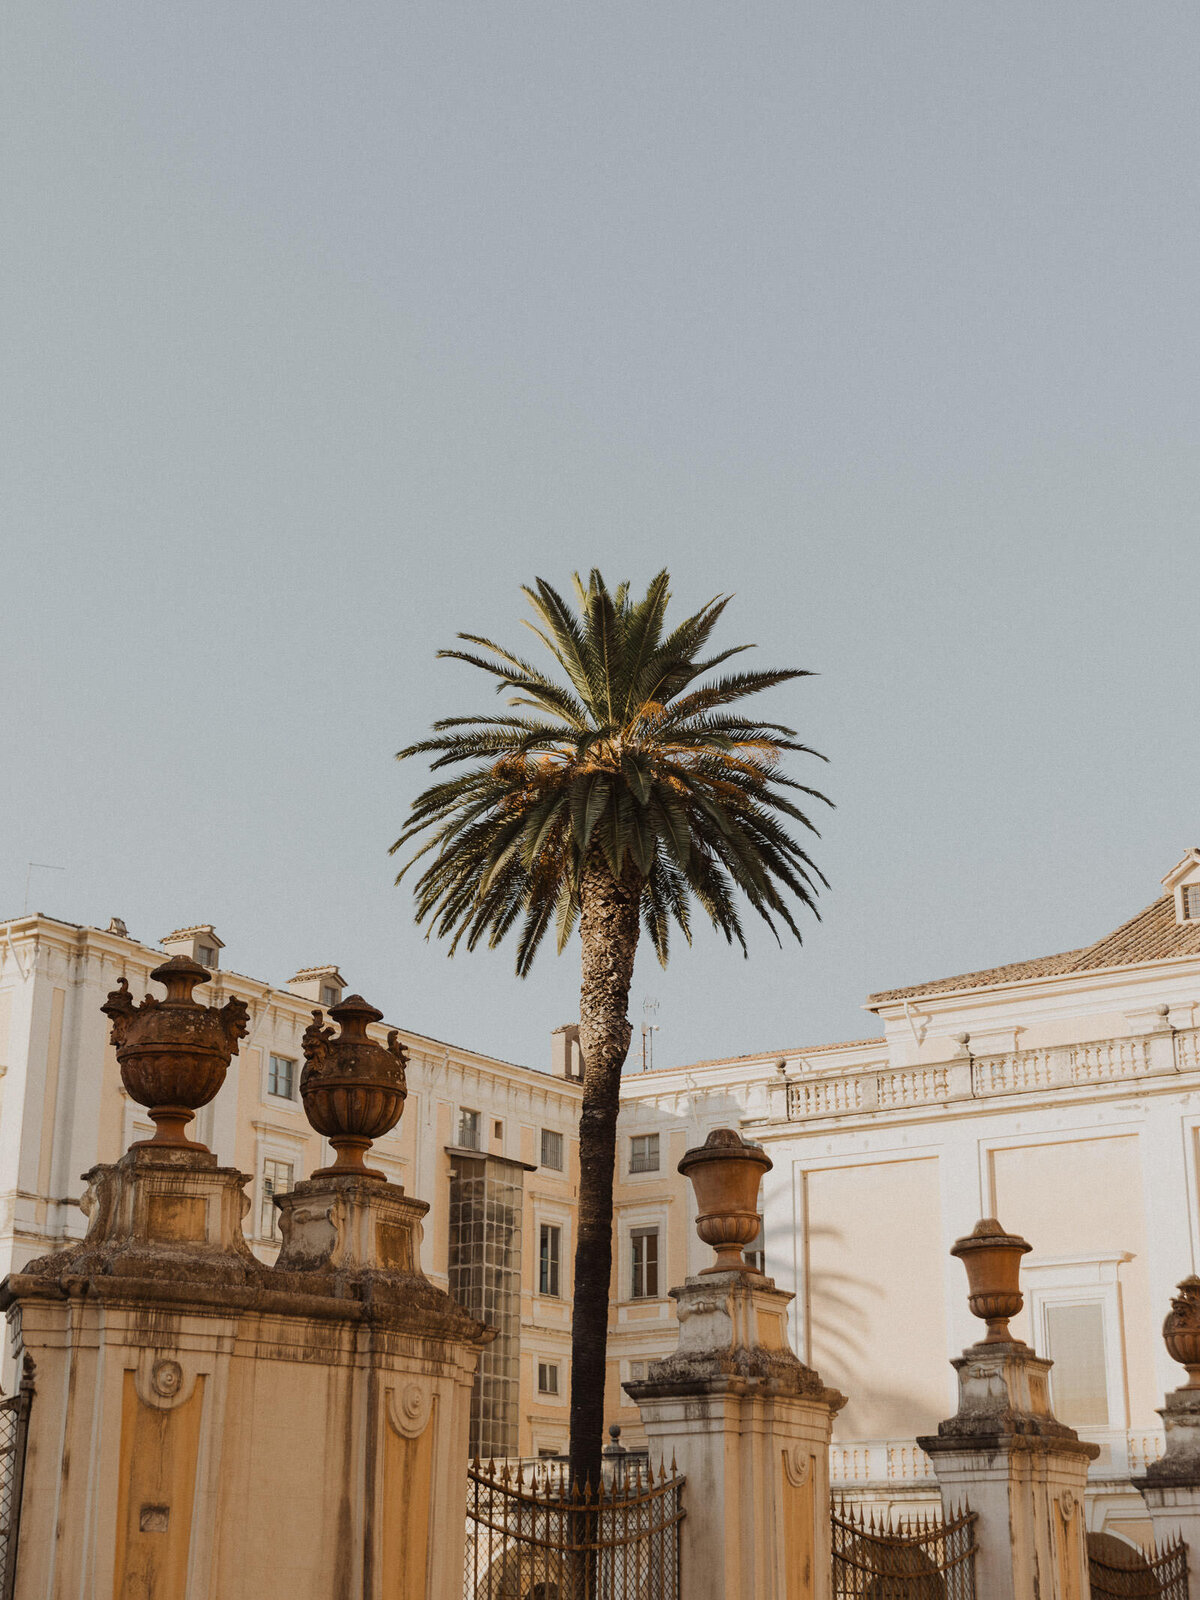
[3,4,1198,1071]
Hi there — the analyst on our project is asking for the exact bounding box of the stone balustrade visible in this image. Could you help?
[827,1429,1166,1489]
[785,1027,1197,1121]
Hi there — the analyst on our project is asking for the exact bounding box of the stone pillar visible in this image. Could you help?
[918,1220,1098,1600]
[1135,1277,1200,1588]
[627,1130,845,1600]
[1,971,490,1600]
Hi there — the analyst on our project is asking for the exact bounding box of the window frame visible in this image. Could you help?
[260,1157,295,1242]
[537,1360,560,1397]
[539,1222,562,1298]
[1023,1252,1132,1436]
[540,1128,564,1171]
[630,1225,660,1300]
[457,1108,481,1151]
[267,1053,297,1102]
[1184,884,1200,922]
[629,1133,660,1175]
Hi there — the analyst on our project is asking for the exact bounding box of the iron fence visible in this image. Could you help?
[0,1356,34,1600]
[832,1499,976,1600]
[464,1457,684,1600]
[1088,1533,1189,1600]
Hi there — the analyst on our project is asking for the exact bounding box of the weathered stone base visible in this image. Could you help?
[2,1163,489,1600]
[627,1272,844,1600]
[918,1342,1098,1600]
[1135,1387,1200,1589]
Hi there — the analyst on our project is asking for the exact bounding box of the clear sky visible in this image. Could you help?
[4,4,1198,1073]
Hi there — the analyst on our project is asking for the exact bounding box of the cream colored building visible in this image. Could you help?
[0,913,582,1459]
[608,849,1200,1543]
[5,847,1200,1536]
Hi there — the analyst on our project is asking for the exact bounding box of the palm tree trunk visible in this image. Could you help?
[568,861,641,1492]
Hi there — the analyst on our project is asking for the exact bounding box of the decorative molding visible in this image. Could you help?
[783,1446,813,1487]
[133,1353,200,1411]
[386,1382,435,1439]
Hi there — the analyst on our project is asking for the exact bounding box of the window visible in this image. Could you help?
[539,1224,561,1297]
[320,984,340,1007]
[745,1222,765,1275]
[629,1134,659,1174]
[630,1227,659,1299]
[537,1447,561,1459]
[541,1129,564,1171]
[458,1109,481,1150]
[197,944,218,969]
[538,1362,559,1396]
[493,1119,504,1144]
[1045,1302,1110,1426]
[1184,885,1200,921]
[260,1159,294,1240]
[629,1360,647,1381]
[268,1054,296,1100]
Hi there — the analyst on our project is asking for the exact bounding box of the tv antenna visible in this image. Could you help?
[641,996,660,1072]
[24,862,65,914]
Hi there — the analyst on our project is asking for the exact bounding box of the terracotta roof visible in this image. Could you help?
[161,925,223,946]
[289,965,343,982]
[867,894,1200,1006]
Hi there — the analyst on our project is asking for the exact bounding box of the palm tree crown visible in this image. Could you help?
[392,569,831,966]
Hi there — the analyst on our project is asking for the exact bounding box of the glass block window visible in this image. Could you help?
[458,1109,481,1150]
[629,1134,659,1174]
[540,1129,564,1170]
[260,1159,294,1241]
[538,1362,559,1396]
[1184,884,1200,921]
[448,1154,524,1459]
[1045,1302,1109,1426]
[268,1054,296,1100]
[631,1227,659,1299]
[539,1223,561,1297]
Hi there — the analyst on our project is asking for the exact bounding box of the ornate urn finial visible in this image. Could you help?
[1163,1277,1200,1388]
[101,956,249,1149]
[677,1128,772,1275]
[951,1217,1033,1344]
[300,994,408,1179]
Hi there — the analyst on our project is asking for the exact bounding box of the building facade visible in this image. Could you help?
[4,846,1200,1538]
[608,849,1200,1545]
[0,914,583,1458]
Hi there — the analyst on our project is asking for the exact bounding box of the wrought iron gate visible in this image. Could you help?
[832,1499,977,1600]
[1087,1532,1189,1600]
[0,1356,35,1600]
[464,1458,684,1600]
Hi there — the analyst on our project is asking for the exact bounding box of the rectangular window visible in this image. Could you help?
[541,1129,564,1171]
[1045,1302,1109,1426]
[458,1109,481,1150]
[320,984,339,1008]
[197,944,218,969]
[631,1227,659,1299]
[1184,885,1200,921]
[745,1223,765,1275]
[630,1360,647,1381]
[268,1054,296,1100]
[260,1158,294,1241]
[537,1361,559,1396]
[539,1223,561,1297]
[629,1134,660,1174]
[493,1119,504,1144]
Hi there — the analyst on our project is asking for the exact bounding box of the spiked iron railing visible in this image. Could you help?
[1087,1534,1190,1600]
[464,1454,684,1600]
[832,1498,977,1600]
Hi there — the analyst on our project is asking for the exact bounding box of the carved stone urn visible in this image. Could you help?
[300,994,408,1178]
[1163,1277,1200,1387]
[678,1128,771,1274]
[951,1217,1032,1343]
[101,957,249,1148]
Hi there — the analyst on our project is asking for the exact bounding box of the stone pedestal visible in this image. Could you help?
[1137,1389,1200,1586]
[627,1271,845,1600]
[918,1342,1099,1600]
[2,1152,489,1600]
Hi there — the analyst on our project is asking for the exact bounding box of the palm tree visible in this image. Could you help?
[391,569,830,1489]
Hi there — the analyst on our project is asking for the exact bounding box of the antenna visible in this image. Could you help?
[23,862,65,915]
[641,996,660,1072]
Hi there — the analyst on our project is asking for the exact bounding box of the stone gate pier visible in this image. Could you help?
[627,1129,846,1600]
[0,963,490,1600]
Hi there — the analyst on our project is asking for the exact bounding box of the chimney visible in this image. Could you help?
[551,1024,584,1081]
